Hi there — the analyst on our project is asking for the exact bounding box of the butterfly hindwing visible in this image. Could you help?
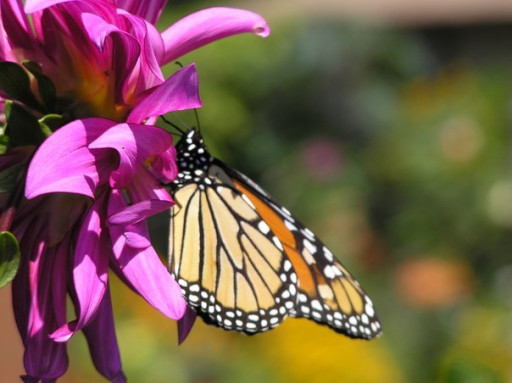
[169,129,382,339]
[225,167,381,339]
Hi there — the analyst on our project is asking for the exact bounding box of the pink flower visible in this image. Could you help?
[13,117,188,382]
[0,0,270,121]
[0,0,271,380]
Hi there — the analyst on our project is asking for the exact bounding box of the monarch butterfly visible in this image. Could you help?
[168,129,382,339]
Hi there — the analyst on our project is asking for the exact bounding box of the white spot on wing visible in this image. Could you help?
[285,220,297,231]
[303,239,317,254]
[258,221,270,234]
[273,237,284,251]
[311,300,323,311]
[323,265,335,279]
[323,246,334,261]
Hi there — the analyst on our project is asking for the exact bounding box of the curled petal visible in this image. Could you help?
[161,7,270,64]
[150,146,178,183]
[81,12,121,50]
[118,11,165,96]
[116,0,167,24]
[178,305,197,345]
[108,199,172,226]
[51,194,109,342]
[81,12,141,104]
[126,64,201,124]
[88,123,173,189]
[82,288,126,382]
[108,190,187,320]
[25,118,114,199]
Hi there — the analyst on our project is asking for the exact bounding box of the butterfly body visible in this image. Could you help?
[169,129,382,339]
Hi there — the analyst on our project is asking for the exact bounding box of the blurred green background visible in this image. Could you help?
[2,1,512,382]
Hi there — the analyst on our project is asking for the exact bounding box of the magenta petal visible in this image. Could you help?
[1,0,37,53]
[82,288,126,382]
[122,229,151,249]
[116,0,167,24]
[150,146,178,183]
[24,0,75,13]
[127,167,174,205]
[89,123,172,189]
[108,190,187,320]
[112,242,187,319]
[3,0,30,31]
[108,199,172,226]
[118,11,165,96]
[13,227,69,381]
[126,64,202,124]
[177,305,197,345]
[81,12,120,50]
[51,194,109,342]
[81,12,141,104]
[161,7,270,64]
[25,118,114,199]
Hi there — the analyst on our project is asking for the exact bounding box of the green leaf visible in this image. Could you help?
[5,102,47,147]
[0,163,24,193]
[0,101,10,155]
[0,62,43,111]
[0,231,20,288]
[22,60,56,111]
[0,136,9,155]
[38,113,65,134]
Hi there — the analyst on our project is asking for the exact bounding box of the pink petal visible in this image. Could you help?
[108,199,172,226]
[1,0,37,53]
[108,190,187,320]
[51,236,71,328]
[160,7,270,64]
[122,229,151,249]
[150,146,178,183]
[178,305,197,345]
[51,194,110,342]
[81,12,141,104]
[88,123,172,189]
[25,118,114,199]
[12,225,69,380]
[127,167,174,205]
[24,0,75,13]
[82,288,126,382]
[118,11,165,96]
[116,0,167,24]
[126,64,202,124]
[81,12,120,50]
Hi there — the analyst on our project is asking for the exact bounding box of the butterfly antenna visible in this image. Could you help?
[161,115,185,135]
[193,108,201,132]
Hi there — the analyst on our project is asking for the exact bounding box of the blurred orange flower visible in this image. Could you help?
[395,257,474,308]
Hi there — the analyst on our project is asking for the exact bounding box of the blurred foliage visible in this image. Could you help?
[61,5,512,383]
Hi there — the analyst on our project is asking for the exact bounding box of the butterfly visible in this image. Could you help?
[168,129,382,339]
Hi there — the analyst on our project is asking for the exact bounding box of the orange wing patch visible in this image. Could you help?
[233,181,316,293]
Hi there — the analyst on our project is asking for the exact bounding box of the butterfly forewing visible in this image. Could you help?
[170,160,298,334]
[169,129,382,339]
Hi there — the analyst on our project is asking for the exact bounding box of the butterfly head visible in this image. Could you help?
[174,129,212,180]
